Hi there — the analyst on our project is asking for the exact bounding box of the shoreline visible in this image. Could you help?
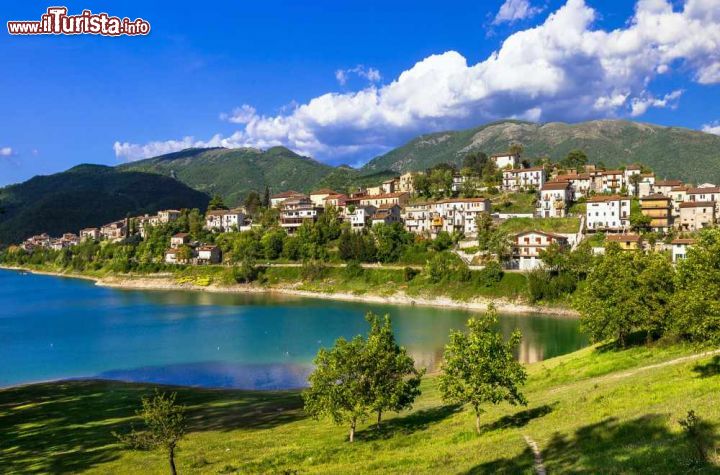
[1,265,579,317]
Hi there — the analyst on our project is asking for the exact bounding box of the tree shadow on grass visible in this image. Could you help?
[595,330,653,353]
[693,355,720,378]
[470,414,718,474]
[480,403,557,434]
[0,379,305,474]
[355,404,462,441]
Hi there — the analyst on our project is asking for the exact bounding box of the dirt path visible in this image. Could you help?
[523,435,546,475]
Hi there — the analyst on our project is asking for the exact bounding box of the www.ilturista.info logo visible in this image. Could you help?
[7,7,150,36]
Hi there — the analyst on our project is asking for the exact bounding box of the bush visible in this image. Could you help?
[344,260,365,279]
[475,261,503,287]
[527,269,551,303]
[234,260,261,283]
[301,260,327,281]
[404,266,419,282]
[424,252,471,284]
[679,410,713,464]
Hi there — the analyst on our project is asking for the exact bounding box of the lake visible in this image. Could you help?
[0,269,587,390]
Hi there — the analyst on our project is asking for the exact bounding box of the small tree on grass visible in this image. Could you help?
[439,306,527,434]
[303,336,370,442]
[365,312,425,429]
[115,390,187,475]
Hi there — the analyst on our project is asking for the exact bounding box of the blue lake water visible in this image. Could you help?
[0,269,587,390]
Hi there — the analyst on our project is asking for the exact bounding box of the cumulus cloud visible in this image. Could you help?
[335,65,382,86]
[0,147,13,157]
[494,0,544,24]
[702,121,720,135]
[219,104,257,124]
[114,0,720,163]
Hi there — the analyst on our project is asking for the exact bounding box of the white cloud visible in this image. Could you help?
[702,121,720,135]
[0,147,13,157]
[335,65,382,86]
[494,0,544,24]
[219,104,257,124]
[114,0,720,164]
[629,89,684,116]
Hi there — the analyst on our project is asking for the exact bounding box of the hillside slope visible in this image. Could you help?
[119,146,336,205]
[0,165,210,245]
[362,120,720,183]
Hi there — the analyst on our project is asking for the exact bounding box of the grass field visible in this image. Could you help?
[2,340,719,474]
[498,217,581,235]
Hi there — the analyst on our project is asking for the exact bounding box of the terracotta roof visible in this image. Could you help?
[198,245,218,251]
[601,170,624,175]
[655,179,684,187]
[173,233,189,238]
[606,234,641,242]
[670,185,689,192]
[680,201,716,208]
[688,187,720,194]
[625,165,642,170]
[671,238,696,245]
[206,208,245,216]
[360,192,409,199]
[586,194,628,203]
[640,194,671,201]
[271,190,303,199]
[377,203,400,210]
[436,197,490,204]
[541,181,570,190]
[309,188,338,195]
[505,166,544,173]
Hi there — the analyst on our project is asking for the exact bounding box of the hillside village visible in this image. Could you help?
[16,149,711,270]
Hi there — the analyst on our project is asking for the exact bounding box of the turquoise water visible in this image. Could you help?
[0,269,586,390]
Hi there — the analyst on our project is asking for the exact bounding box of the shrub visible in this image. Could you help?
[679,410,713,464]
[344,260,365,279]
[234,259,261,283]
[301,260,327,281]
[403,266,419,282]
[476,261,504,287]
[425,252,471,284]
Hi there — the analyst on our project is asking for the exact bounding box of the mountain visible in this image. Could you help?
[0,165,210,245]
[361,120,720,183]
[119,146,337,206]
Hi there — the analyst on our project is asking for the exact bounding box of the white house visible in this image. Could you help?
[491,153,519,170]
[309,189,338,207]
[537,182,572,218]
[402,204,433,235]
[280,198,323,233]
[79,227,100,241]
[170,233,190,248]
[196,245,221,264]
[371,204,402,226]
[502,167,546,191]
[670,238,695,263]
[511,231,569,270]
[270,190,305,208]
[585,195,631,232]
[432,198,492,236]
[687,186,720,215]
[205,208,246,231]
[345,205,376,231]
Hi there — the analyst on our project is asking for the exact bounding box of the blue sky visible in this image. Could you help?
[1,0,719,186]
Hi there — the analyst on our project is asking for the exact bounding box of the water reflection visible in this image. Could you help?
[0,270,587,390]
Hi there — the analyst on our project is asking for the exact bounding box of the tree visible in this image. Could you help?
[476,213,495,251]
[508,143,524,157]
[638,252,675,341]
[559,149,588,171]
[629,199,652,232]
[207,194,228,211]
[672,228,720,343]
[439,307,527,434]
[115,390,187,475]
[463,151,488,174]
[364,313,425,428]
[629,173,642,197]
[303,335,370,442]
[573,245,645,346]
[262,186,271,208]
[244,191,262,216]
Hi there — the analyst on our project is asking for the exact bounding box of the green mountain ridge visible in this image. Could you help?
[0,165,210,245]
[361,119,720,183]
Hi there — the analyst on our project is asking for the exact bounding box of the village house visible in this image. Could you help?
[511,230,569,270]
[371,204,402,226]
[323,193,348,210]
[668,185,689,217]
[432,198,492,236]
[678,201,715,231]
[555,173,592,200]
[397,172,415,193]
[345,205,376,231]
[134,215,154,238]
[365,185,383,196]
[100,220,127,242]
[380,179,396,194]
[623,165,642,196]
[490,152,519,170]
[205,208,246,232]
[402,203,433,235]
[280,197,323,233]
[586,195,631,232]
[605,234,642,251]
[196,245,221,264]
[501,167,546,192]
[170,233,190,249]
[670,238,695,263]
[637,173,656,198]
[687,186,720,215]
[155,210,181,225]
[537,181,572,218]
[164,248,187,265]
[21,233,51,251]
[598,170,625,194]
[640,194,673,232]
[270,190,306,208]
[79,227,100,241]
[309,189,338,207]
[359,192,410,208]
[653,179,684,197]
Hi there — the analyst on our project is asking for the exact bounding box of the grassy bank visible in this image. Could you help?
[2,342,718,474]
